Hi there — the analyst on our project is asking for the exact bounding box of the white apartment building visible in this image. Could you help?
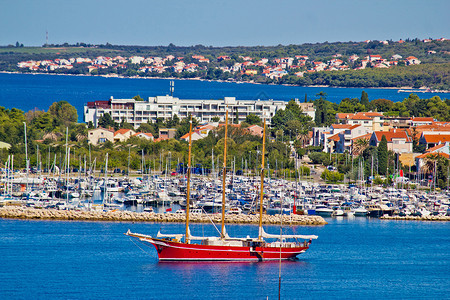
[84,95,315,129]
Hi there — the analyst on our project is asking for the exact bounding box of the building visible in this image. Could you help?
[418,134,450,150]
[246,124,263,137]
[159,128,177,140]
[88,128,114,145]
[114,129,136,143]
[336,124,370,153]
[336,112,384,131]
[415,143,450,171]
[134,132,154,141]
[368,131,413,153]
[84,96,313,129]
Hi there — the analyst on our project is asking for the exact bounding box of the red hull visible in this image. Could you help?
[142,237,309,261]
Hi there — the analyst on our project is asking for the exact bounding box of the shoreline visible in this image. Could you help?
[0,206,328,226]
[1,71,448,93]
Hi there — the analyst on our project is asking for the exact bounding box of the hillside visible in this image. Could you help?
[1,39,449,90]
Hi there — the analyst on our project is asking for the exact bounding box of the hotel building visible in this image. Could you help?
[84,95,315,128]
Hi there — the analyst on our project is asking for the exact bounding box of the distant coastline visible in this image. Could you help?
[2,71,449,93]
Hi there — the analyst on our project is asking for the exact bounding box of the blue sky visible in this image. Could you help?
[1,0,449,46]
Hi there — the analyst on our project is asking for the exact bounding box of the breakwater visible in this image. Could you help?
[0,207,327,225]
[380,215,450,221]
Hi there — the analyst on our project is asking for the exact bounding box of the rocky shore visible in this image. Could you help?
[0,207,327,225]
[380,215,450,221]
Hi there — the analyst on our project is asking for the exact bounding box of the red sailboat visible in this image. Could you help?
[126,112,318,262]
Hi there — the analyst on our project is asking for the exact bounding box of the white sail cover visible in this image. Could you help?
[259,227,318,240]
[156,230,184,241]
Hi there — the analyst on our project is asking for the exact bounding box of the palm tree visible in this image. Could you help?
[352,138,369,156]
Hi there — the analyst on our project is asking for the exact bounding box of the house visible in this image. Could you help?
[336,124,370,153]
[418,134,450,150]
[180,131,204,142]
[336,112,384,131]
[114,129,136,143]
[411,117,434,126]
[134,132,154,141]
[369,131,413,153]
[88,128,114,145]
[327,133,340,153]
[405,56,421,65]
[415,142,450,171]
[159,128,177,140]
[246,124,263,137]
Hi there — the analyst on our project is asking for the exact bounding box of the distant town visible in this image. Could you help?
[17,42,432,78]
[3,38,448,90]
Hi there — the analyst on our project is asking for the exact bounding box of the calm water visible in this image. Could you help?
[0,218,448,299]
[0,73,448,122]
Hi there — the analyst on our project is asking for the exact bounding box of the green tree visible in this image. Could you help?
[98,113,116,129]
[245,114,261,125]
[48,101,78,128]
[133,95,144,101]
[360,90,369,107]
[378,135,388,175]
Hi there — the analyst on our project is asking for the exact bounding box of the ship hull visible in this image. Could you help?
[144,237,309,261]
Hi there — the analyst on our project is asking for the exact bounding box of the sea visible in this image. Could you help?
[0,72,448,123]
[0,218,449,299]
[0,73,449,299]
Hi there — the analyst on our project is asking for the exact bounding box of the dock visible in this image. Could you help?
[0,206,327,225]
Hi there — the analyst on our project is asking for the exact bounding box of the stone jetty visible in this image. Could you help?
[380,215,450,222]
[0,206,327,225]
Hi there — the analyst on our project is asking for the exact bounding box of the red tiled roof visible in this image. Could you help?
[332,124,353,129]
[327,133,340,142]
[422,134,450,143]
[114,129,132,136]
[416,152,450,159]
[425,143,447,153]
[412,117,434,122]
[352,133,372,141]
[373,131,411,142]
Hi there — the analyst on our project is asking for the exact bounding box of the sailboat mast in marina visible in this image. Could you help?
[126,113,318,261]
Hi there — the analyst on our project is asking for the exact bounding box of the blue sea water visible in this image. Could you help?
[0,73,448,122]
[0,218,448,299]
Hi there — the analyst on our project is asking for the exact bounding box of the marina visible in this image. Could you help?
[1,170,449,222]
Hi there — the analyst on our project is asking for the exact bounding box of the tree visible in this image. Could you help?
[360,91,369,107]
[98,113,116,129]
[245,114,261,125]
[48,101,78,128]
[133,95,144,101]
[378,135,388,175]
[352,138,370,156]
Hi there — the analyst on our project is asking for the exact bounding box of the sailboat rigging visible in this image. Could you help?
[126,114,318,261]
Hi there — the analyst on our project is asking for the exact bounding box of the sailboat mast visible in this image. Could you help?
[258,119,266,240]
[185,116,193,243]
[221,109,228,239]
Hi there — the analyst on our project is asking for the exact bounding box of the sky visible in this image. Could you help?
[1,0,449,47]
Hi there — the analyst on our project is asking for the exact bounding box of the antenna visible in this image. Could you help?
[170,80,174,96]
[46,30,48,46]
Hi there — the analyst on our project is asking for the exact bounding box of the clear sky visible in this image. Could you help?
[1,0,449,47]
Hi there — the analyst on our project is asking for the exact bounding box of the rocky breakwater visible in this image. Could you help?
[381,215,450,221]
[0,207,327,225]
